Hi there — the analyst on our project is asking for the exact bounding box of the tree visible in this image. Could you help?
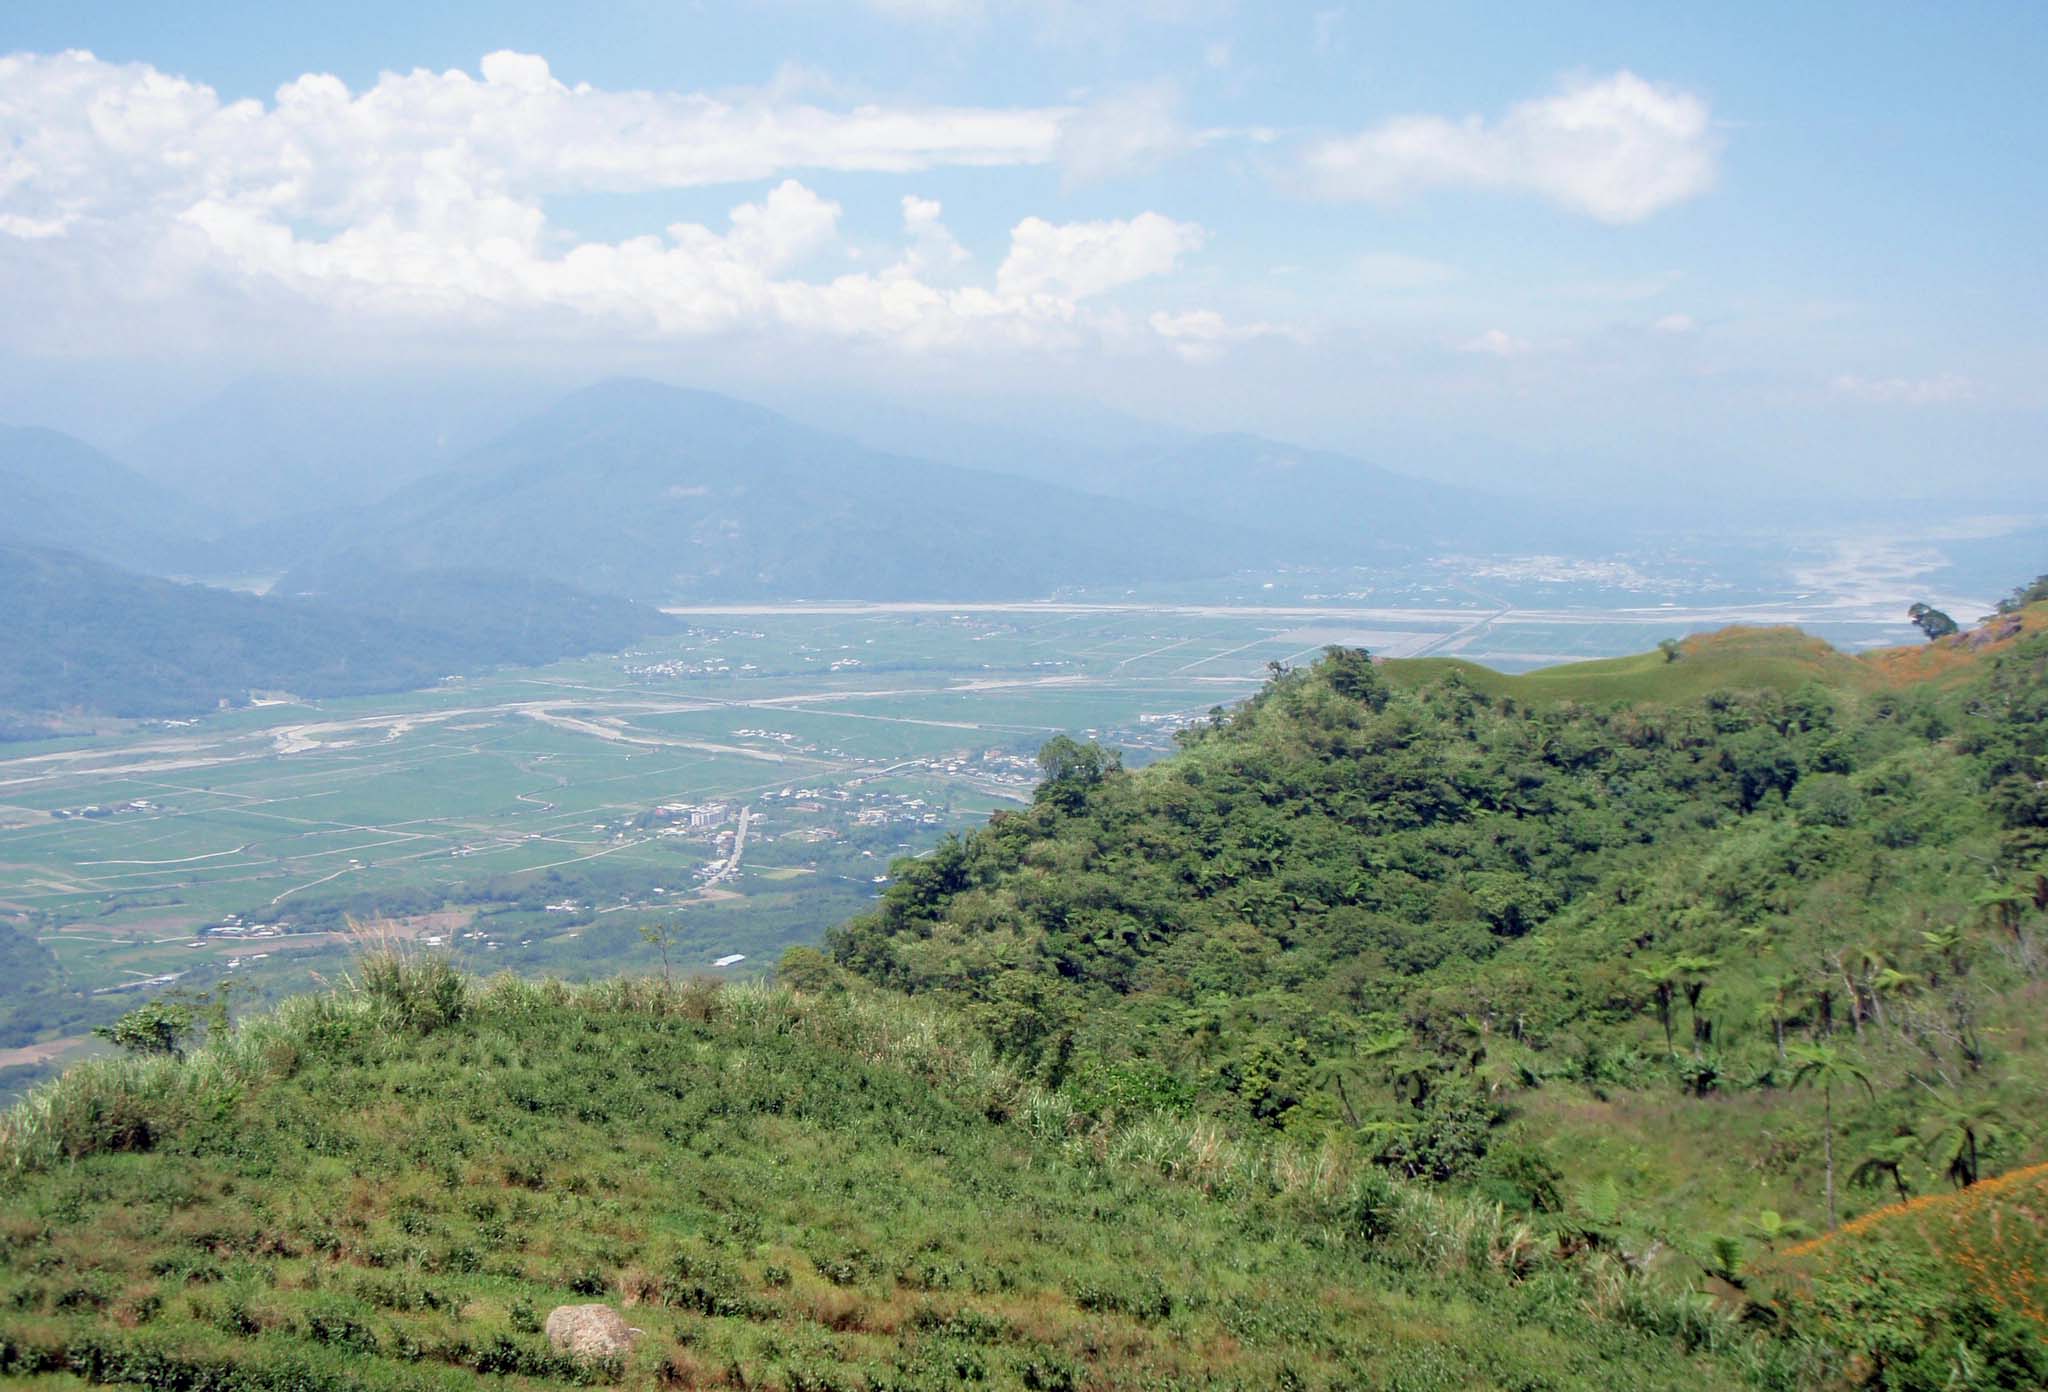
[1321,645,1389,708]
[1634,960,1682,1056]
[1920,925,1965,982]
[92,999,196,1058]
[1991,573,2048,615]
[1972,885,2036,970]
[639,919,682,986]
[1922,1096,2006,1189]
[1674,954,1720,1053]
[1906,602,1958,641]
[1788,1041,1875,1229]
[1753,975,1799,1066]
[1034,736,1122,814]
[1657,637,1682,664]
[1849,1134,1917,1205]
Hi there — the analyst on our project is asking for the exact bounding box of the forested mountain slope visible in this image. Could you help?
[0,544,676,733]
[829,592,2048,1378]
[0,425,206,572]
[280,379,1263,603]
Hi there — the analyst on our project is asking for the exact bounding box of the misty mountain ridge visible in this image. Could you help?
[118,372,547,528]
[0,425,208,574]
[12,374,1528,604]
[0,541,676,734]
[274,377,1289,603]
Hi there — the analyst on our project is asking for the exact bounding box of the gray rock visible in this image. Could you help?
[544,1303,636,1361]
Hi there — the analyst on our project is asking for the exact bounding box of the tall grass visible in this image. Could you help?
[0,953,1739,1359]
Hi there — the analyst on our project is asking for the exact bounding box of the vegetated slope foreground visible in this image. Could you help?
[0,968,1738,1391]
[828,589,2048,1383]
[5,583,2047,1389]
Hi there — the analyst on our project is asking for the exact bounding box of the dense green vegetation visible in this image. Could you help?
[0,543,676,732]
[6,607,2046,1388]
[0,962,1753,1391]
[828,617,2048,1379]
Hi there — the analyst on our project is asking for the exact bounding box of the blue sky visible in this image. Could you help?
[1,1,2042,499]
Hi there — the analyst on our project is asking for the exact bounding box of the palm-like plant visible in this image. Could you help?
[1674,953,1720,1052]
[1871,966,1921,1029]
[1634,960,1682,1056]
[1848,1134,1917,1204]
[1973,886,2029,941]
[1753,973,1799,1064]
[1788,1041,1875,1230]
[1747,1208,1814,1252]
[1918,924,1965,985]
[1921,1096,2006,1189]
[1972,885,2036,971]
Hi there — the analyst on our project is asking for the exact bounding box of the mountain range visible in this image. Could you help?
[0,374,1507,725]
[0,542,675,734]
[271,378,1281,604]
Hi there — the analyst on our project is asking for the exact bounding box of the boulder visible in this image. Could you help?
[544,1303,635,1361]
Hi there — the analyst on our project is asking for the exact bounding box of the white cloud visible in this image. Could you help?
[890,195,971,279]
[1652,312,1696,333]
[1301,71,1719,223]
[0,48,1067,231]
[1148,308,1286,363]
[0,50,1267,361]
[996,212,1205,300]
[1053,81,1195,184]
[0,213,71,240]
[1460,328,1531,357]
[1831,372,1974,406]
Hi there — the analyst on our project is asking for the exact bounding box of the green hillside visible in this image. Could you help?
[0,962,1741,1391]
[7,590,2047,1389]
[0,544,677,734]
[1386,625,1872,705]
[829,599,2048,1383]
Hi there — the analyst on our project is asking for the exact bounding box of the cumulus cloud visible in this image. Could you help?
[1831,372,1974,405]
[890,195,971,280]
[0,50,1263,360]
[1301,71,1719,223]
[0,48,1065,221]
[996,213,1205,300]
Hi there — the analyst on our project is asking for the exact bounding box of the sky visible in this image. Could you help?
[1,1,2043,501]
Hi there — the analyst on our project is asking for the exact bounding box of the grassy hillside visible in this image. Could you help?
[9,595,2046,1388]
[0,961,1748,1391]
[1762,1162,2048,1387]
[828,604,2048,1384]
[1390,606,2048,709]
[1387,626,1869,705]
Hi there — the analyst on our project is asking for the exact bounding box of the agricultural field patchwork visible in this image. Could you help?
[0,575,1935,1096]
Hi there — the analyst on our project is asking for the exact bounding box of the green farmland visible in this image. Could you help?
[0,589,1929,1094]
